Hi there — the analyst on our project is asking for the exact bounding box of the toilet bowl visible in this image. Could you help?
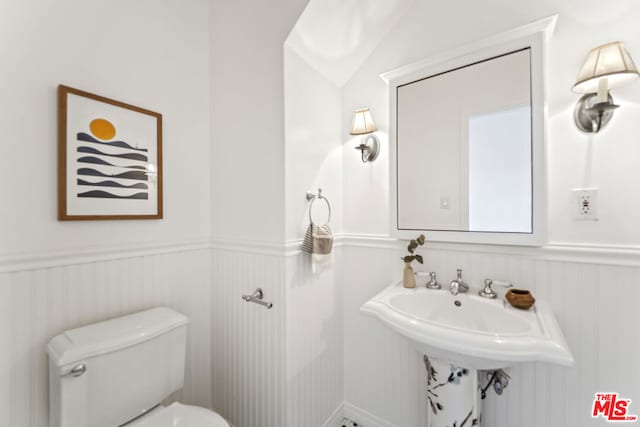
[128,402,229,427]
[47,307,230,427]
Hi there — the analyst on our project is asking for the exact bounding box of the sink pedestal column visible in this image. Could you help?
[424,356,480,427]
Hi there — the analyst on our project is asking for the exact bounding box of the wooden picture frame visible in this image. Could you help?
[58,85,163,220]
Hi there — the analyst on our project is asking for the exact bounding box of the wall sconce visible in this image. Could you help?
[573,41,639,133]
[350,107,380,163]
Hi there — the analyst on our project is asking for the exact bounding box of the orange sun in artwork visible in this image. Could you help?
[89,118,116,141]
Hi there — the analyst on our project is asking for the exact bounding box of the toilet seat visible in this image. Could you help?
[128,402,230,427]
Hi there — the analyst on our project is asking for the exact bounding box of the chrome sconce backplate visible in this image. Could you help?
[355,134,380,163]
[573,93,617,133]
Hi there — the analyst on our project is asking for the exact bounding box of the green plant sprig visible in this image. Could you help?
[402,234,426,264]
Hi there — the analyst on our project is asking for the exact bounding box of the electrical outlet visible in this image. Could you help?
[572,188,599,220]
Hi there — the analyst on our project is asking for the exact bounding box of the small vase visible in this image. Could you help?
[403,262,416,288]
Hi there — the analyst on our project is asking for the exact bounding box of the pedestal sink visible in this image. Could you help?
[361,281,573,426]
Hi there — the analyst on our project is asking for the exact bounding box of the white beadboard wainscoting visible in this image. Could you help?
[0,246,213,427]
[210,248,288,427]
[286,250,343,427]
[210,245,344,427]
[2,237,640,427]
[342,239,640,427]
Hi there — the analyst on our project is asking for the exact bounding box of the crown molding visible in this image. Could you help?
[379,15,557,83]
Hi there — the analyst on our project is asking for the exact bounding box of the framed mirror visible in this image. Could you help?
[383,17,555,246]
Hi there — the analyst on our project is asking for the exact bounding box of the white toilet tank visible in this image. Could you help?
[47,307,189,427]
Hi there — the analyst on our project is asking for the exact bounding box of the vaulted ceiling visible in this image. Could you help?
[286,0,416,87]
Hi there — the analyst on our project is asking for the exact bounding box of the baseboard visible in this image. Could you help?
[321,403,345,427]
[343,402,397,427]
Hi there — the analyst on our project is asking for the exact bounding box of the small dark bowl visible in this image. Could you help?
[505,289,535,310]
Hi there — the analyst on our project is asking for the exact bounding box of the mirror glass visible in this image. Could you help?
[396,48,532,233]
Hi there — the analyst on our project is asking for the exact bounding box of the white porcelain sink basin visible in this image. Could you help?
[390,293,533,335]
[361,282,574,370]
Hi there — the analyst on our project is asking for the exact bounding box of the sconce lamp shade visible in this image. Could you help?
[350,108,378,135]
[573,41,639,93]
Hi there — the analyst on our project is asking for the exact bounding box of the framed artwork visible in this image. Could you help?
[58,85,163,220]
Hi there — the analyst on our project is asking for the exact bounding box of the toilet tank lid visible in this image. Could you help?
[47,307,189,366]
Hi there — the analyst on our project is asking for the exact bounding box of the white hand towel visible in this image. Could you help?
[301,224,333,273]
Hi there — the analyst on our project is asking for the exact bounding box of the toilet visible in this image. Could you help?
[47,307,230,427]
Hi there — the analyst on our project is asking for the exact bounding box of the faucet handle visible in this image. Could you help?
[479,279,497,299]
[426,272,441,289]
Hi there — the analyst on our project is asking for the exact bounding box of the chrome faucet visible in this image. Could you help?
[449,269,469,295]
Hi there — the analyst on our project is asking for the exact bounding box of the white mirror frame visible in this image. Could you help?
[382,16,556,246]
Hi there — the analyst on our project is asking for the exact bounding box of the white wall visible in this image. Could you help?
[207,3,351,427]
[0,0,211,255]
[284,34,345,426]
[210,0,309,244]
[284,48,343,240]
[0,2,213,426]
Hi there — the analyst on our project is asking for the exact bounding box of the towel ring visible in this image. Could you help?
[306,188,331,226]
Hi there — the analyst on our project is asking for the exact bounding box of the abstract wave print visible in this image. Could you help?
[77,132,148,152]
[78,168,148,181]
[78,190,148,200]
[75,123,150,200]
[78,156,147,170]
[78,146,148,162]
[77,179,149,190]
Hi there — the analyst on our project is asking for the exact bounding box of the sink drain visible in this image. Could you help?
[454,300,462,307]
